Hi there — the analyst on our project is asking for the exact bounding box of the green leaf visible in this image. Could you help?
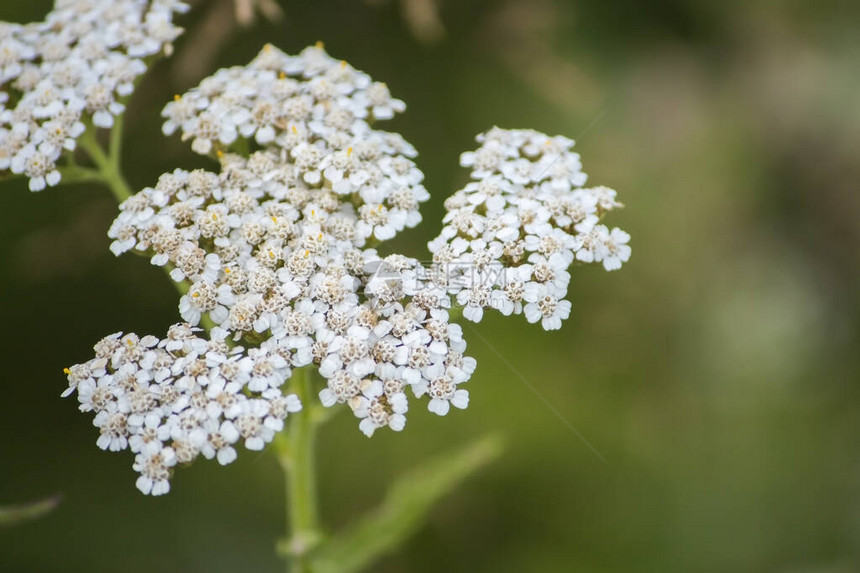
[311,435,504,573]
[0,495,62,527]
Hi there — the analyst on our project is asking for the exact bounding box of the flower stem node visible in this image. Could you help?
[277,530,324,559]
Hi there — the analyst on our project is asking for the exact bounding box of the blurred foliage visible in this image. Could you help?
[0,496,61,527]
[1,0,859,572]
[310,435,503,573]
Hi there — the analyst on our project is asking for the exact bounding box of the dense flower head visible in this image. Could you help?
[62,327,301,495]
[66,44,477,494]
[0,0,187,191]
[64,44,629,495]
[101,147,471,441]
[428,127,631,330]
[162,43,409,157]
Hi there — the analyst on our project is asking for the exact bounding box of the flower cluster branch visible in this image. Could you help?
[0,0,187,190]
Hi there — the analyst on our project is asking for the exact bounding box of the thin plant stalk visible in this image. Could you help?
[276,367,323,572]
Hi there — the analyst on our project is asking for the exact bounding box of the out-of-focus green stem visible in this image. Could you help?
[275,366,322,573]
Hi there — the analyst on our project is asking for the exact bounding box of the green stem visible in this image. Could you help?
[276,367,322,572]
[57,165,103,185]
[76,123,197,307]
[78,123,133,203]
[109,112,124,167]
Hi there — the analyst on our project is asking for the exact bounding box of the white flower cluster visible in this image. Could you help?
[163,43,407,155]
[429,128,631,331]
[62,326,301,495]
[66,45,476,493]
[160,43,426,242]
[103,146,472,434]
[316,297,475,434]
[0,0,187,190]
[64,45,631,495]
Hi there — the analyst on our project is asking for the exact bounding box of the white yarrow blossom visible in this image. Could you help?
[66,46,629,496]
[0,0,187,191]
[64,327,301,495]
[429,127,631,330]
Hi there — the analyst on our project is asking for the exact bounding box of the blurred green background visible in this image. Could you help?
[2,0,860,571]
